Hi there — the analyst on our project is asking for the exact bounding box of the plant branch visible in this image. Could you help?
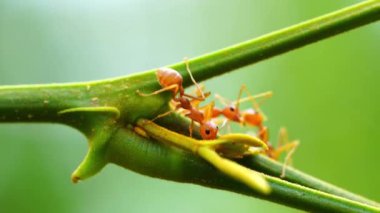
[106,125,380,213]
[0,0,379,212]
[156,114,380,210]
[239,155,380,208]
[168,0,380,86]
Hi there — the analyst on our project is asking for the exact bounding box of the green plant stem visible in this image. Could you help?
[239,155,380,208]
[169,0,380,86]
[0,74,168,127]
[0,0,379,212]
[106,126,380,213]
[159,114,380,208]
[1,0,378,125]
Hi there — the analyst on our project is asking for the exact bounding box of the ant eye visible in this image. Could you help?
[229,106,235,112]
[205,129,211,135]
[216,126,219,129]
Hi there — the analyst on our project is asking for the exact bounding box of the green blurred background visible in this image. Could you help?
[0,1,379,212]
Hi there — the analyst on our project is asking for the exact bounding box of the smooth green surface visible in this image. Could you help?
[0,1,379,213]
[106,124,380,212]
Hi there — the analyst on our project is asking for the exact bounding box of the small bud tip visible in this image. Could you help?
[71,175,80,184]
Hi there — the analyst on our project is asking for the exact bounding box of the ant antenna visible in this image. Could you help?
[184,57,205,100]
[234,91,273,105]
[240,85,269,121]
[214,93,230,106]
[235,84,246,112]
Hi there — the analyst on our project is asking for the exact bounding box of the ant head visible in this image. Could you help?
[222,105,241,122]
[200,121,218,140]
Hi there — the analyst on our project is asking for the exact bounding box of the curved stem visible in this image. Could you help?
[0,0,379,212]
[241,155,380,208]
[159,111,380,209]
[169,0,380,86]
[107,126,380,213]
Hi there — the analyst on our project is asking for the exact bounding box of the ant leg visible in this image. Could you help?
[239,85,271,121]
[214,94,230,106]
[189,120,194,138]
[241,85,260,112]
[184,57,205,99]
[257,126,269,144]
[272,140,300,160]
[280,140,299,178]
[151,109,177,121]
[181,83,210,102]
[234,91,273,106]
[272,128,300,178]
[183,93,208,101]
[276,127,288,151]
[137,84,178,97]
[192,84,208,99]
[234,84,246,111]
[189,91,211,109]
[255,91,273,107]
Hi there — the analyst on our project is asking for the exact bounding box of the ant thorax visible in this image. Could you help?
[176,97,192,110]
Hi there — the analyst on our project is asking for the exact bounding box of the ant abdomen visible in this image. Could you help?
[156,67,184,95]
[242,109,264,126]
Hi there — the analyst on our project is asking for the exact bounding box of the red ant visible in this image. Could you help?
[213,85,299,177]
[139,66,203,100]
[212,85,272,130]
[137,59,218,140]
